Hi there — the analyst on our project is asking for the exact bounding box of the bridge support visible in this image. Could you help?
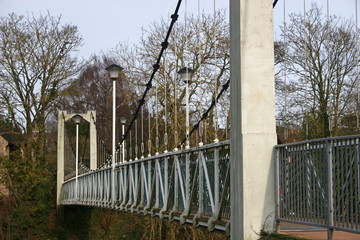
[56,111,97,208]
[230,0,276,239]
[57,110,66,209]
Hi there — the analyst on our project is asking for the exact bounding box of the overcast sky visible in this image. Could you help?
[0,0,357,60]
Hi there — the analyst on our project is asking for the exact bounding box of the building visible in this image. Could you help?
[0,127,20,197]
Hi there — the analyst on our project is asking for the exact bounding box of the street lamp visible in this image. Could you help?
[120,116,127,163]
[177,67,194,149]
[72,114,83,202]
[105,64,123,206]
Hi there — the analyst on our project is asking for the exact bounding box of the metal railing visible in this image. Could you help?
[275,135,360,236]
[61,140,230,232]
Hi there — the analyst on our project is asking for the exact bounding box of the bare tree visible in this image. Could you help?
[0,13,84,160]
[277,5,359,139]
[113,10,230,150]
[60,53,135,146]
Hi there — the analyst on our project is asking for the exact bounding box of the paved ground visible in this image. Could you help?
[278,222,360,240]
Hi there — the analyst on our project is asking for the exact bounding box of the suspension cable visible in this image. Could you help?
[155,77,159,154]
[178,79,229,148]
[148,102,152,156]
[304,0,309,140]
[178,0,279,148]
[174,20,179,151]
[283,0,288,142]
[327,0,332,135]
[113,0,279,155]
[213,0,219,143]
[185,0,190,149]
[356,0,360,129]
[141,105,144,158]
[164,51,168,152]
[135,119,139,160]
[90,111,111,154]
[273,0,279,8]
[198,0,203,146]
[117,0,183,151]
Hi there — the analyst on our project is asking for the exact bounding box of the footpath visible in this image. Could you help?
[278,222,360,240]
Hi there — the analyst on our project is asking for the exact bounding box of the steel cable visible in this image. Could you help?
[117,0,183,151]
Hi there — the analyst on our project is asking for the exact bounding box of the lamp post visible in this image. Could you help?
[72,114,83,202]
[120,116,127,163]
[177,67,194,149]
[105,64,123,206]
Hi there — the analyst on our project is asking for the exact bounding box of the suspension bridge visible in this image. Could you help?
[56,0,360,239]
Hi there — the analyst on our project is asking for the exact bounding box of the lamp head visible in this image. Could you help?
[105,64,123,80]
[120,116,127,124]
[177,67,194,83]
[72,114,83,124]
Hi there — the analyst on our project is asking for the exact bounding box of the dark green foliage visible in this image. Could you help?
[0,150,57,239]
[54,206,229,240]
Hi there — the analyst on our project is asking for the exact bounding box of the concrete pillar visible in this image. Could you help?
[230,0,276,239]
[57,110,66,208]
[88,111,98,170]
[57,111,98,207]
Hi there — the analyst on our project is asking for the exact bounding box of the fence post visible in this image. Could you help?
[326,140,334,240]
[274,147,280,233]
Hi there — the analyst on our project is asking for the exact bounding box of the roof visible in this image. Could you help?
[0,127,20,144]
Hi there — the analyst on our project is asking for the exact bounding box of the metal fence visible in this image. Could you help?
[275,135,360,236]
[61,140,230,232]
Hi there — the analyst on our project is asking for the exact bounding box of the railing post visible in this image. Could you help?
[169,156,179,221]
[138,162,145,212]
[180,152,191,224]
[126,165,133,210]
[119,167,123,208]
[275,147,280,233]
[174,157,179,211]
[214,148,220,213]
[148,160,151,209]
[159,157,169,219]
[155,159,160,209]
[121,166,128,210]
[358,138,360,210]
[131,163,139,212]
[207,147,220,231]
[193,151,204,226]
[152,159,160,216]
[98,171,102,206]
[186,152,190,208]
[326,140,334,240]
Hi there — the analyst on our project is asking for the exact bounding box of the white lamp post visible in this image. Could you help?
[120,116,127,163]
[178,67,194,149]
[105,64,123,206]
[72,114,83,202]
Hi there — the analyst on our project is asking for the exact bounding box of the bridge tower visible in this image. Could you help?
[56,110,97,208]
[230,0,276,239]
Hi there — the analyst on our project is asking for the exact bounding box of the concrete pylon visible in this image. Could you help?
[87,111,97,170]
[56,110,66,208]
[56,111,98,207]
[230,0,276,239]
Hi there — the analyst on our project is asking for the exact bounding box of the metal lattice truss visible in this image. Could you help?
[61,141,230,232]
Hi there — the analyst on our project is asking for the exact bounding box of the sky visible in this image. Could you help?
[0,0,228,59]
[0,0,357,60]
